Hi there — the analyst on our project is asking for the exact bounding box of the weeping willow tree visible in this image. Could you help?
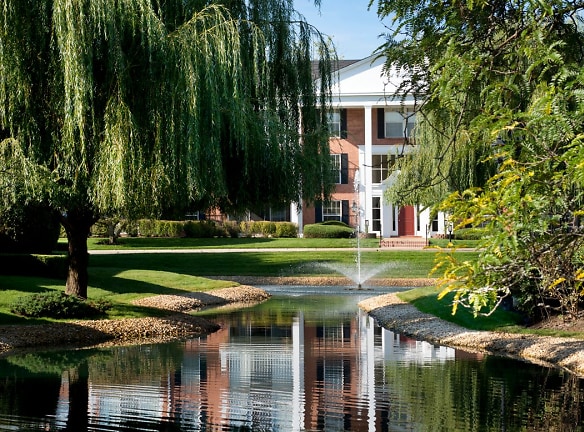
[0,0,335,298]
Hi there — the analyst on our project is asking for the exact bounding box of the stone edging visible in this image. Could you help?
[358,293,584,378]
[0,285,270,355]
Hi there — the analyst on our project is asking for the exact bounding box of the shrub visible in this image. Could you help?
[10,291,111,319]
[157,220,185,237]
[137,219,157,237]
[260,221,276,236]
[454,228,487,241]
[223,221,241,238]
[184,220,227,238]
[321,220,352,228]
[303,223,354,238]
[275,222,298,238]
[0,254,67,279]
[239,221,297,238]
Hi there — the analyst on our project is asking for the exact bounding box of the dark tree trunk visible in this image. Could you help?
[61,209,97,299]
[65,362,89,432]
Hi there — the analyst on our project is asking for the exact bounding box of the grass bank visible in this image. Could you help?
[2,237,579,340]
[2,237,477,327]
[398,286,584,339]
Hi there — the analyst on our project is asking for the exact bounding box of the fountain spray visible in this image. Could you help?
[353,169,362,289]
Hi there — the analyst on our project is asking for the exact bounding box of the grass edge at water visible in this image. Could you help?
[397,286,584,339]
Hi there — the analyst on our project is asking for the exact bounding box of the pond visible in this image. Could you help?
[0,285,583,431]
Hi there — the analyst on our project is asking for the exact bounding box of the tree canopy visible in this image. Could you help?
[374,0,584,319]
[0,0,335,298]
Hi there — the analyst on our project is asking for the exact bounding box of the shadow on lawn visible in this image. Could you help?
[88,251,338,279]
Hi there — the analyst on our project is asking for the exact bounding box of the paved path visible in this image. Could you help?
[88,247,469,254]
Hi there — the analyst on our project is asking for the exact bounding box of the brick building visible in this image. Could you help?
[290,56,448,240]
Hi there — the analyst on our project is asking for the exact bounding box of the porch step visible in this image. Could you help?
[379,237,428,248]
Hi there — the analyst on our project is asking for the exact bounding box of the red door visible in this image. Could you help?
[398,206,415,236]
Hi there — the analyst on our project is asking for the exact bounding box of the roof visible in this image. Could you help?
[311,58,361,79]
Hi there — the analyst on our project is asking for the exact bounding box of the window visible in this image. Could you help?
[383,110,416,138]
[254,206,290,222]
[323,200,342,221]
[371,154,397,183]
[431,216,439,231]
[330,153,348,184]
[330,154,341,184]
[372,197,381,232]
[328,110,341,137]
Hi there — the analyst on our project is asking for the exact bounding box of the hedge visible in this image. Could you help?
[92,218,297,239]
[127,219,234,238]
[239,221,298,238]
[303,222,354,238]
[0,254,68,279]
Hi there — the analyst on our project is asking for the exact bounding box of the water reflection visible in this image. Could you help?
[0,288,582,431]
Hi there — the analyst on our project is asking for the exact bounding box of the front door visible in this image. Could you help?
[398,206,415,236]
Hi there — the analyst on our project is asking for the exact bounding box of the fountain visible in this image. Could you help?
[291,169,398,288]
[352,169,363,289]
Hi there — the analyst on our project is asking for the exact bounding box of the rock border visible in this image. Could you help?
[358,293,584,378]
[0,285,270,355]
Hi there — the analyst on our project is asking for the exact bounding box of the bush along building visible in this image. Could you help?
[288,56,448,245]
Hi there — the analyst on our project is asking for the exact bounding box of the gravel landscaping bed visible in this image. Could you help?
[0,285,270,355]
[359,293,584,378]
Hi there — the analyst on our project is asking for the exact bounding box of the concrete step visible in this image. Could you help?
[378,237,428,248]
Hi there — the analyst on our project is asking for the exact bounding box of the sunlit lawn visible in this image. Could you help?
[2,237,479,326]
[0,269,239,325]
[79,236,384,250]
[398,286,584,339]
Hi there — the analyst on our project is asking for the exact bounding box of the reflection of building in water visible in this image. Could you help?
[56,310,477,431]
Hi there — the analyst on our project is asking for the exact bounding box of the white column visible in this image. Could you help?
[292,312,305,431]
[363,105,373,228]
[290,202,303,237]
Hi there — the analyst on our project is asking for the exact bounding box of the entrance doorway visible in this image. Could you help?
[398,206,415,236]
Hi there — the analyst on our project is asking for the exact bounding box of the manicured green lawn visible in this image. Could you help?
[88,249,462,278]
[81,236,384,250]
[3,237,480,326]
[3,238,467,325]
[397,286,523,331]
[3,237,581,339]
[398,286,584,339]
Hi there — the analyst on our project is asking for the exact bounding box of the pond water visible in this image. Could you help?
[0,285,583,431]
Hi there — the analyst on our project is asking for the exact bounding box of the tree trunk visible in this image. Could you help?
[65,362,89,432]
[61,209,96,299]
[106,219,119,245]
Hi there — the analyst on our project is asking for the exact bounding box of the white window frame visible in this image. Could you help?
[328,110,341,138]
[384,110,416,138]
[371,154,397,183]
[330,154,341,184]
[323,200,342,221]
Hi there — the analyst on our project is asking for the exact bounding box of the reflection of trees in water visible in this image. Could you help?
[0,360,61,419]
[87,343,185,383]
[0,355,90,430]
[0,343,186,429]
[383,356,584,431]
[65,361,89,432]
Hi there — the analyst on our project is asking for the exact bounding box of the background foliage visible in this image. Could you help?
[375,0,584,319]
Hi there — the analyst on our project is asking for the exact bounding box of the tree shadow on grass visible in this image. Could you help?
[88,251,341,278]
[88,267,203,297]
